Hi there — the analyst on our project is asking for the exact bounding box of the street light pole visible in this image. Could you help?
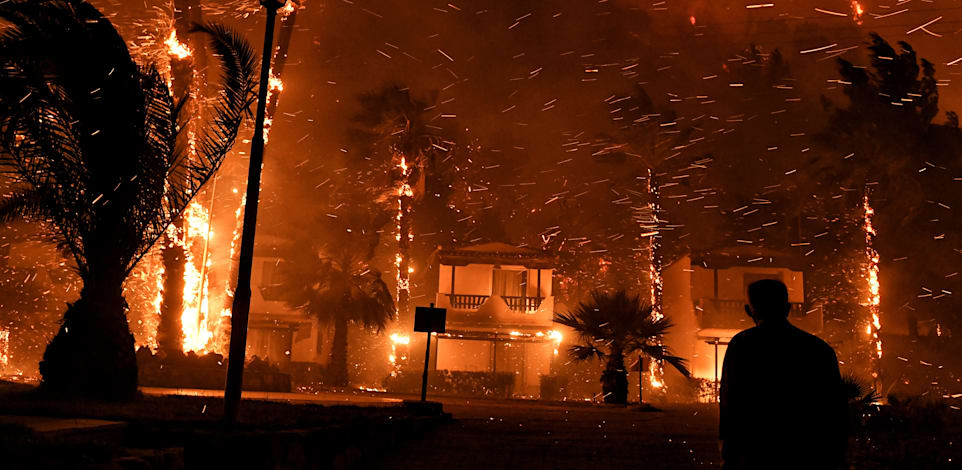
[223,0,284,424]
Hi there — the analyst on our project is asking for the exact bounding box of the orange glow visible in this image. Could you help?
[689,16,696,25]
[0,328,9,371]
[279,0,296,16]
[165,29,191,60]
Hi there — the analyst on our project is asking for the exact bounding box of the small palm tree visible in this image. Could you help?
[554,289,689,404]
[271,212,396,387]
[0,0,256,399]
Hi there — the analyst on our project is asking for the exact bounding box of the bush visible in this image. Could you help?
[136,347,291,392]
[539,374,569,401]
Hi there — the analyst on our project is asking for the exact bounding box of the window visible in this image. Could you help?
[492,268,524,297]
[260,260,284,301]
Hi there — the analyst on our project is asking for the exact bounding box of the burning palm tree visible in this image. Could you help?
[350,85,450,321]
[0,0,256,399]
[554,289,689,404]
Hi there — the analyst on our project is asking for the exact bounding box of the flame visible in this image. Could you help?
[165,30,191,60]
[390,333,410,345]
[689,15,696,25]
[175,200,230,355]
[279,0,296,16]
[851,1,864,25]
[861,193,883,385]
[388,333,410,375]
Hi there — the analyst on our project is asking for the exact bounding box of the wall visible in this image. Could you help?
[436,338,492,372]
[438,263,492,296]
[662,255,698,391]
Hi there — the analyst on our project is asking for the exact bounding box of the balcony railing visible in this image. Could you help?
[447,294,489,310]
[502,296,545,313]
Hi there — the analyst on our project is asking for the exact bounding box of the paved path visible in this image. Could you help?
[372,398,721,469]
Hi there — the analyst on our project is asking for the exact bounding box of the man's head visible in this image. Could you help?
[745,279,791,324]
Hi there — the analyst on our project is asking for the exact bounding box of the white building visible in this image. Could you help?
[662,247,821,391]
[431,243,561,397]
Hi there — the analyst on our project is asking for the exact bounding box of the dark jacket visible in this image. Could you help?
[719,319,847,470]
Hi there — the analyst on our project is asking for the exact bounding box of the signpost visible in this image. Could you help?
[414,303,446,402]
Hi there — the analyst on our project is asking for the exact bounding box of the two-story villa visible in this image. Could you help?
[431,243,561,396]
[661,246,821,392]
[245,235,325,374]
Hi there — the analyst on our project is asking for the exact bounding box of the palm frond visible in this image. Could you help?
[129,22,256,272]
[638,343,690,377]
[0,188,52,223]
[569,344,605,361]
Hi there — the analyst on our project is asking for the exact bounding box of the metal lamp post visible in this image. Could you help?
[223,0,285,424]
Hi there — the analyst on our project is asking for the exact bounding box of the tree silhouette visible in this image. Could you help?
[815,33,962,341]
[269,209,396,387]
[0,0,256,399]
[554,289,688,404]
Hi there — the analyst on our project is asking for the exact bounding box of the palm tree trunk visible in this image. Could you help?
[328,314,349,387]
[602,349,629,404]
[39,270,138,400]
[157,238,185,354]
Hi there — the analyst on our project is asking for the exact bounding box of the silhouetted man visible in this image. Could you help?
[719,279,847,470]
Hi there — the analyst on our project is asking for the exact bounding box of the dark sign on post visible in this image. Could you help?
[414,305,446,333]
[415,303,446,402]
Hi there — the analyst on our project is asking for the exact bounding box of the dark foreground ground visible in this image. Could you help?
[372,398,721,470]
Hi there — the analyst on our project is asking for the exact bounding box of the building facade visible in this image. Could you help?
[431,243,562,397]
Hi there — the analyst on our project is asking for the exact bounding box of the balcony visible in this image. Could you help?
[447,294,489,310]
[696,299,821,333]
[502,296,545,313]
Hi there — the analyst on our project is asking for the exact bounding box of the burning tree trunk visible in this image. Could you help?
[862,191,883,393]
[644,169,665,392]
[395,156,415,319]
[157,0,205,355]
